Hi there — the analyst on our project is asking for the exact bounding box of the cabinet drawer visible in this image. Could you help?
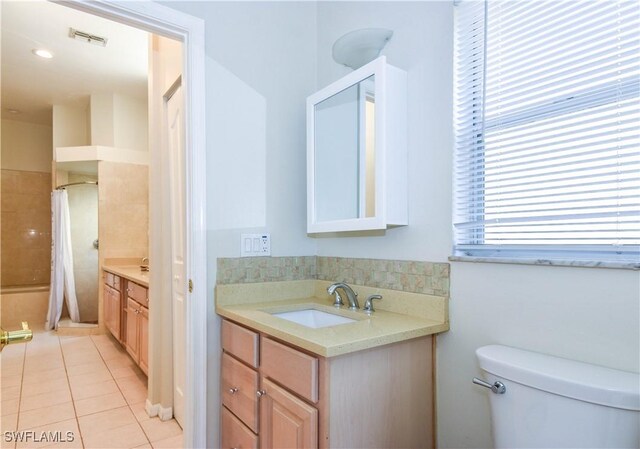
[127,282,148,306]
[222,353,259,433]
[105,272,121,291]
[222,320,259,368]
[221,406,258,449]
[261,337,318,403]
[127,297,142,312]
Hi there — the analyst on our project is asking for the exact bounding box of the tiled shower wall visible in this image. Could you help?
[98,161,149,261]
[0,169,51,287]
[217,256,450,297]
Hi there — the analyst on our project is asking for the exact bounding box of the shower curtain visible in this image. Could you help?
[46,190,80,330]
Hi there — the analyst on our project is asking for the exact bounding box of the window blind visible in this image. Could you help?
[453,0,640,264]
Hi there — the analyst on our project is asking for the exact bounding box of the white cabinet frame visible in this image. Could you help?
[307,56,408,233]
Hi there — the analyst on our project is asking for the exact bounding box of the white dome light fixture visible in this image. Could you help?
[32,48,54,59]
[332,28,393,70]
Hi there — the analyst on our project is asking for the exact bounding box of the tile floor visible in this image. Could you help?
[1,330,183,449]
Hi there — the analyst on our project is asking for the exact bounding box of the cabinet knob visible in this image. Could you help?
[256,389,266,397]
[228,387,238,394]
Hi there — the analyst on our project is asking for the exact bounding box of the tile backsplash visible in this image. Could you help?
[217,256,450,297]
[217,256,317,284]
[317,257,450,297]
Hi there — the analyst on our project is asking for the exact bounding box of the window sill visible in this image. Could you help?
[448,255,640,270]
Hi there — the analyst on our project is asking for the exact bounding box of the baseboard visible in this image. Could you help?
[145,399,173,421]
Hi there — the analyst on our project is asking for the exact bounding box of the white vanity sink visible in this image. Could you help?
[271,309,356,329]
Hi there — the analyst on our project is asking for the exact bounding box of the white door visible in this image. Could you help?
[166,81,186,427]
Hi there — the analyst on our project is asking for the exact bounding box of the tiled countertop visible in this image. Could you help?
[103,265,149,288]
[216,280,449,358]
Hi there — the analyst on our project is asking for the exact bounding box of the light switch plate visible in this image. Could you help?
[241,233,271,257]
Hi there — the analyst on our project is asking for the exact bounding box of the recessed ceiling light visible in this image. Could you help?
[32,48,53,59]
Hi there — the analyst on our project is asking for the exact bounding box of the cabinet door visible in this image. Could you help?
[103,284,112,333]
[111,287,121,338]
[125,299,139,362]
[138,306,149,375]
[260,378,318,449]
[104,285,120,340]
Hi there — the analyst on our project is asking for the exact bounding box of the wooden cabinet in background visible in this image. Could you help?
[103,269,149,376]
[103,273,122,341]
[139,306,149,374]
[124,283,149,376]
[125,298,140,361]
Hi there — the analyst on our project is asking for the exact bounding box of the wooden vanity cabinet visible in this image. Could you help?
[102,270,150,376]
[124,284,149,375]
[220,318,434,449]
[138,306,149,374]
[125,299,140,361]
[223,324,321,449]
[103,273,122,341]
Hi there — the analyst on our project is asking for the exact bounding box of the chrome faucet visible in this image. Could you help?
[327,282,359,310]
[363,294,382,314]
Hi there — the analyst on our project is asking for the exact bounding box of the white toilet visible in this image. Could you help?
[476,345,640,449]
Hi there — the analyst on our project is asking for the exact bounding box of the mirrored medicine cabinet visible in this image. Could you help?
[306,56,408,233]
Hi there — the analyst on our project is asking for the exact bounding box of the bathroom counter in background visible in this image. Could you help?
[216,279,449,357]
[102,265,149,287]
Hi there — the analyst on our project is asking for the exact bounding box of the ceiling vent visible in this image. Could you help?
[68,28,108,47]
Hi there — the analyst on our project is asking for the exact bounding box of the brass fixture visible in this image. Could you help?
[0,322,33,352]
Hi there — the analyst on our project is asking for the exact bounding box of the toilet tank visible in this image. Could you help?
[476,345,640,449]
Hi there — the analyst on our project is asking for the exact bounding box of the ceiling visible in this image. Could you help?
[1,1,149,126]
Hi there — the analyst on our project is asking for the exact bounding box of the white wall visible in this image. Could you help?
[1,119,53,172]
[113,94,149,152]
[168,1,318,260]
[52,104,89,149]
[315,1,453,262]
[90,93,115,147]
[90,93,148,151]
[314,3,640,449]
[442,263,640,448]
[162,3,640,449]
[161,2,318,447]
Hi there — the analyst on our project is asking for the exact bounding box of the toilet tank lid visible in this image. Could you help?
[476,345,640,411]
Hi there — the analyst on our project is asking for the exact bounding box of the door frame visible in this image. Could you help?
[54,1,207,447]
